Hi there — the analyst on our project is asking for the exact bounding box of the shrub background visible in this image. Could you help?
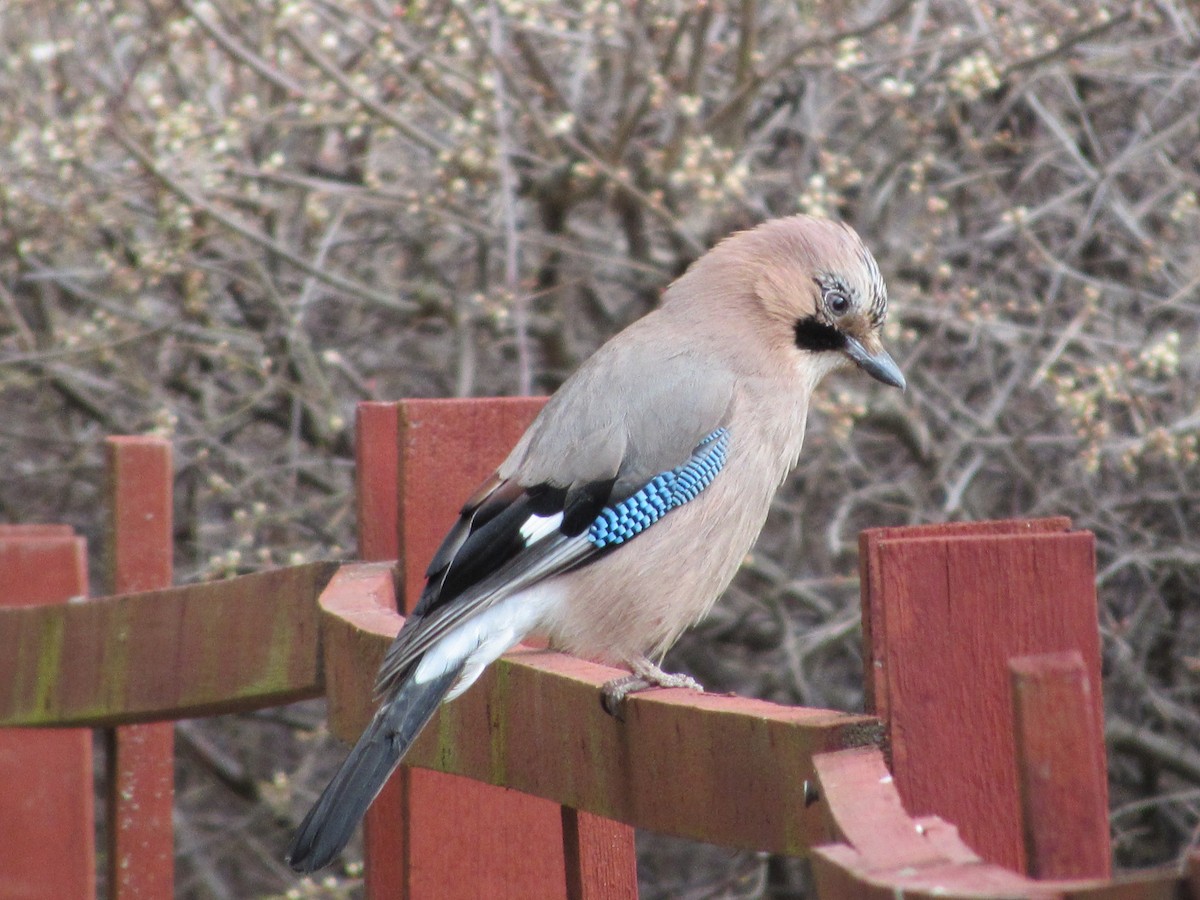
[2,0,1198,896]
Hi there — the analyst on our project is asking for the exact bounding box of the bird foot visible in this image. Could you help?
[601,661,703,718]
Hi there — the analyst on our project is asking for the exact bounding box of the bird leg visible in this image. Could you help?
[601,657,704,718]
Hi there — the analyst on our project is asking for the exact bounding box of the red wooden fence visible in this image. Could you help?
[105,437,175,899]
[859,520,1108,876]
[0,525,93,898]
[0,398,1196,899]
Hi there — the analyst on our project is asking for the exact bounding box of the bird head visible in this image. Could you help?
[658,215,904,390]
[746,215,905,391]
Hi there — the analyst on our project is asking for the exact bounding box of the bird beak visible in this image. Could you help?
[843,335,906,390]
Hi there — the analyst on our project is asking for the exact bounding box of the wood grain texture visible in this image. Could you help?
[0,530,96,899]
[859,518,1072,719]
[319,563,882,855]
[358,398,571,900]
[858,521,1104,873]
[0,562,337,727]
[106,436,176,899]
[1010,652,1111,879]
[561,808,637,900]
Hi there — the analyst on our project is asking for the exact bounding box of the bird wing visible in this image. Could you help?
[373,348,735,696]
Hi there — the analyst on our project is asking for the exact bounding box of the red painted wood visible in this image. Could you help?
[1056,869,1189,900]
[399,399,566,899]
[319,565,403,745]
[0,529,95,899]
[0,524,75,538]
[858,521,1104,872]
[0,563,334,727]
[561,808,638,900]
[810,747,1045,897]
[320,564,880,854]
[810,843,1063,899]
[811,747,1163,897]
[1010,652,1110,879]
[356,402,401,568]
[357,398,572,899]
[814,843,1187,899]
[355,402,410,897]
[814,747,971,871]
[105,437,176,899]
[859,518,1071,718]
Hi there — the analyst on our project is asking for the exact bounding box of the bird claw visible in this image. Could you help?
[601,664,704,719]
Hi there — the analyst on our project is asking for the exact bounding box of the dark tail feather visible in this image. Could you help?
[286,665,462,873]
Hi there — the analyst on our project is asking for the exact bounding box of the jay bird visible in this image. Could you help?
[286,214,904,872]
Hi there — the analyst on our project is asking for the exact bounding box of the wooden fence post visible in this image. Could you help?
[0,525,94,898]
[859,518,1109,875]
[561,806,639,900]
[356,402,409,896]
[355,400,636,899]
[105,437,176,898]
[1009,651,1110,879]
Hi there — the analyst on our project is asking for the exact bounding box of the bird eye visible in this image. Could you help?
[825,290,851,317]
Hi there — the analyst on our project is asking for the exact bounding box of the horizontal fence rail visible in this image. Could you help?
[0,558,881,855]
[0,562,339,727]
[319,561,884,855]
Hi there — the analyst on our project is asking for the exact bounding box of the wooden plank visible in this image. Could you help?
[858,523,1103,872]
[810,844,1063,899]
[1010,652,1110,879]
[0,562,338,727]
[354,402,410,897]
[813,746,968,871]
[0,530,95,899]
[1053,867,1185,899]
[806,747,1050,898]
[356,402,401,569]
[859,518,1071,719]
[357,397,573,899]
[813,850,1185,899]
[105,436,176,899]
[318,565,404,752]
[319,563,883,854]
[0,524,75,539]
[561,809,638,900]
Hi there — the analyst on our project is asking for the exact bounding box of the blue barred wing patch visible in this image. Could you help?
[587,429,730,549]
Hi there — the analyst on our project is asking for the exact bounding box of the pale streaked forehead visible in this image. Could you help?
[684,215,890,330]
[776,216,890,327]
[852,238,889,328]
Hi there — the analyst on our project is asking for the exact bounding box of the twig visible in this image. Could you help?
[487,0,532,395]
[1108,715,1200,786]
[110,124,419,312]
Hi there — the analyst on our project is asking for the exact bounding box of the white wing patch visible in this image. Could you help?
[412,581,564,700]
[519,511,564,545]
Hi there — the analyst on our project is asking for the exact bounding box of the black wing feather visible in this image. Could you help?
[561,477,617,536]
[413,475,619,619]
[432,495,538,609]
